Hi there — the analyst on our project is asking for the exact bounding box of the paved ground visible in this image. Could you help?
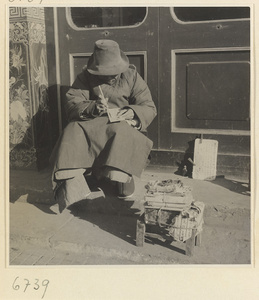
[9,166,251,265]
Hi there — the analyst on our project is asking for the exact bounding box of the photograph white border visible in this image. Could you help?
[1,1,258,299]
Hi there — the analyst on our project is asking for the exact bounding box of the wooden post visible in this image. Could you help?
[136,218,145,247]
[195,232,202,247]
[186,229,196,256]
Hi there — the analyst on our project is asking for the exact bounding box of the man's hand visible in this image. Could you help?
[96,96,109,115]
[117,108,140,128]
[116,108,134,120]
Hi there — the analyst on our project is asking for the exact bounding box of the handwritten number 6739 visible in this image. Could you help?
[12,277,49,299]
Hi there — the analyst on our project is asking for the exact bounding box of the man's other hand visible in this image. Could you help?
[117,108,134,120]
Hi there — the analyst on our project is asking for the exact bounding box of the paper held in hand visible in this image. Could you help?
[107,108,125,123]
[98,85,124,123]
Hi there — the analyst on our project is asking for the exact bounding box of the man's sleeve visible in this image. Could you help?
[126,70,157,131]
[64,73,97,121]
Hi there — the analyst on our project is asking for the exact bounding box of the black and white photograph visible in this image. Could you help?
[2,2,259,299]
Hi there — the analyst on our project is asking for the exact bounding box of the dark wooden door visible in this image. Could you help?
[158,7,250,154]
[55,7,250,176]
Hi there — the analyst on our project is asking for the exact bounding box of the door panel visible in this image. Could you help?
[159,7,250,155]
[173,49,250,132]
[186,62,250,121]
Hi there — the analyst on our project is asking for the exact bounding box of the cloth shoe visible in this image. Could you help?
[117,177,135,199]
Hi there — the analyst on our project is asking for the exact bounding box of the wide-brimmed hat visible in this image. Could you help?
[87,40,129,76]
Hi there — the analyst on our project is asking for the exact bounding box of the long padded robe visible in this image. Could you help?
[51,65,157,212]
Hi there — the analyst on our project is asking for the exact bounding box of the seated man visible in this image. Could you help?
[51,39,157,212]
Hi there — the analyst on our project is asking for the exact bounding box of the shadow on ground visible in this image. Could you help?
[145,236,186,255]
[65,176,142,246]
[68,197,139,246]
[9,167,54,205]
[211,176,250,196]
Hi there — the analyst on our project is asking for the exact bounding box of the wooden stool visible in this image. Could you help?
[136,203,204,257]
